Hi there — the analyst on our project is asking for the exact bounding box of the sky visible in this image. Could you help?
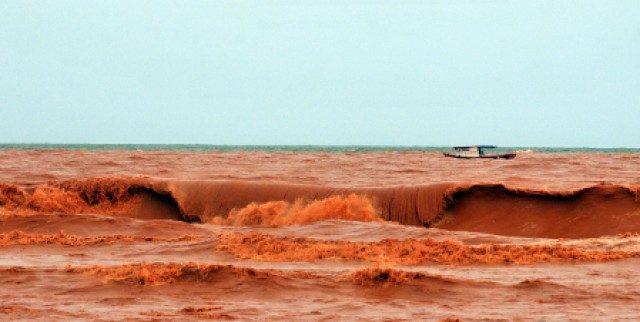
[1,1,639,147]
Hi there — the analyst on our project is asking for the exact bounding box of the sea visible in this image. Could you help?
[0,144,639,320]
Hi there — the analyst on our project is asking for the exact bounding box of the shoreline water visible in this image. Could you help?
[1,148,639,320]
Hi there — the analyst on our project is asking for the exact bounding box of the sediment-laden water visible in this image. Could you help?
[1,148,639,320]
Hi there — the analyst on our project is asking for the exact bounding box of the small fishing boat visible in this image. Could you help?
[443,145,516,159]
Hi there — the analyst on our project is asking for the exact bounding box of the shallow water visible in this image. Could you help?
[1,149,639,320]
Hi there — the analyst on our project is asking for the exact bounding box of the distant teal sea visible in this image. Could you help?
[0,144,638,153]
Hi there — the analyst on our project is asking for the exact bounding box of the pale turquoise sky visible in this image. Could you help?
[1,1,639,147]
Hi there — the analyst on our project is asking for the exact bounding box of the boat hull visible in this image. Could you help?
[443,152,517,160]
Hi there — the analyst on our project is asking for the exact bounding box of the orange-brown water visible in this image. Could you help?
[1,150,639,320]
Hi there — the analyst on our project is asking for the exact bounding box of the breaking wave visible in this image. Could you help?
[351,267,444,286]
[215,232,639,266]
[65,262,475,290]
[1,177,639,238]
[0,230,201,247]
[66,262,315,286]
[210,194,380,226]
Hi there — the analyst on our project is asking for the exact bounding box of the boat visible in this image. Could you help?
[443,145,516,159]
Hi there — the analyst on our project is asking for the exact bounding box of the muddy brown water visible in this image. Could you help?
[1,150,639,320]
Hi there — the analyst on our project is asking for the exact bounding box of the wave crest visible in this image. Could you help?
[67,262,279,286]
[0,178,148,215]
[0,230,201,247]
[215,232,638,265]
[211,194,380,226]
[351,267,432,286]
[2,177,640,238]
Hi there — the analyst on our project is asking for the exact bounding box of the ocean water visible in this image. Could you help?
[1,147,640,320]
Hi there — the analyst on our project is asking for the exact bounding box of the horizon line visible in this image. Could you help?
[1,143,639,150]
